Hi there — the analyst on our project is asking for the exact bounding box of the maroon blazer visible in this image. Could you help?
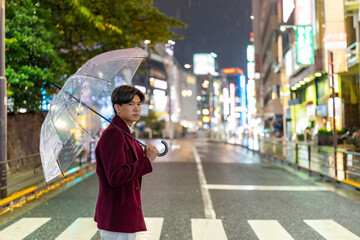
[94,115,153,233]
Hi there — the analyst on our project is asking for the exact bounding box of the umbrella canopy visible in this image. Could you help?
[40,48,144,182]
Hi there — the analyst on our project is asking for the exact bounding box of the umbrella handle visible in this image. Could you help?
[157,140,169,157]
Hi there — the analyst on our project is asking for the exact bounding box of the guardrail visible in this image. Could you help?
[215,135,360,189]
[0,140,96,199]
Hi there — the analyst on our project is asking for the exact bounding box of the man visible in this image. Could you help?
[94,85,159,240]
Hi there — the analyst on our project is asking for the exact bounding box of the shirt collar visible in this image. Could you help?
[128,125,135,133]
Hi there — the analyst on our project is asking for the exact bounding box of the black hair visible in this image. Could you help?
[111,85,145,114]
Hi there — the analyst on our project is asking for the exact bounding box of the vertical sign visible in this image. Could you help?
[324,0,347,72]
[295,0,313,25]
[296,26,314,65]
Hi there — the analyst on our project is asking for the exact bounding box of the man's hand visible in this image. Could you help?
[145,144,159,162]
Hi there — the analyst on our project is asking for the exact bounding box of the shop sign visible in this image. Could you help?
[307,104,315,118]
[296,26,314,65]
[288,98,300,106]
[193,53,216,75]
[283,0,295,23]
[316,105,327,117]
[323,0,347,72]
[295,0,313,25]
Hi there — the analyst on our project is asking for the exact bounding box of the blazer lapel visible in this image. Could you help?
[111,115,139,160]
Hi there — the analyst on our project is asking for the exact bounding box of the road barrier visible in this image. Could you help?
[212,135,360,190]
[0,140,96,199]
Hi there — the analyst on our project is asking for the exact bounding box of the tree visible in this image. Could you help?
[5,0,67,112]
[43,0,186,74]
[5,0,185,112]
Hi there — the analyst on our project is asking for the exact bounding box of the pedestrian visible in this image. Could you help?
[94,85,159,240]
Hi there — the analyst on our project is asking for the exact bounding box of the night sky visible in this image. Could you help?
[153,0,253,72]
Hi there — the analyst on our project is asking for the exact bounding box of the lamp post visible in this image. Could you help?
[0,0,7,198]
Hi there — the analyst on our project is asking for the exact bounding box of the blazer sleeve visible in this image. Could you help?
[98,128,153,188]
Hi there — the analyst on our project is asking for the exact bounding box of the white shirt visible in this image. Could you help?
[128,125,134,134]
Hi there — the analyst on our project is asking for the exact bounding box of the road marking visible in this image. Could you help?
[304,220,360,240]
[0,217,51,240]
[191,219,228,240]
[192,146,216,219]
[205,184,329,191]
[55,218,98,240]
[136,218,164,240]
[248,220,295,240]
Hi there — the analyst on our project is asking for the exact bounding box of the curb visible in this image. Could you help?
[0,163,95,215]
[209,139,360,191]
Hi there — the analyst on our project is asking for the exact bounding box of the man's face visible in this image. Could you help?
[115,95,142,126]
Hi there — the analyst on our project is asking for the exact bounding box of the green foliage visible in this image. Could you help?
[5,0,67,112]
[297,133,304,141]
[136,114,165,133]
[5,0,185,112]
[317,128,345,135]
[42,0,186,74]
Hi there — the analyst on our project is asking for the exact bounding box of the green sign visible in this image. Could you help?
[296,26,314,65]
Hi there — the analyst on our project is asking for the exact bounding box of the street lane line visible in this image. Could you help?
[192,146,216,219]
[191,219,228,240]
[248,220,295,240]
[304,220,360,240]
[136,217,164,240]
[0,217,51,240]
[205,184,329,191]
[55,218,97,240]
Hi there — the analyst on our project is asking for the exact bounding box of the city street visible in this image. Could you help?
[1,139,360,240]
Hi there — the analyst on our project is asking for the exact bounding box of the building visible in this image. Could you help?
[252,0,283,138]
[252,0,360,142]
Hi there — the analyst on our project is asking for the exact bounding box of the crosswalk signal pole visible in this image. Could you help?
[0,0,7,198]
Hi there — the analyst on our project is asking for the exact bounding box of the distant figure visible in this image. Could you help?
[182,126,188,138]
[94,85,159,240]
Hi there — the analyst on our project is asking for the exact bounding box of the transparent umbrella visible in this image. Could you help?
[40,48,168,182]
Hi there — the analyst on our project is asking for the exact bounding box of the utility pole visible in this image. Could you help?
[328,51,337,178]
[0,0,7,198]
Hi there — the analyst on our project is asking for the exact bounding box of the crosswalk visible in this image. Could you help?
[0,217,359,240]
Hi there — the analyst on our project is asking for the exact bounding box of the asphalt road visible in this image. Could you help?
[1,139,360,240]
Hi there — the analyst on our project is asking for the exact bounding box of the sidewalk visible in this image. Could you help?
[0,162,95,214]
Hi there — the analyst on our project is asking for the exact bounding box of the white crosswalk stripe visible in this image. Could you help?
[136,218,164,240]
[1,217,360,239]
[205,184,329,191]
[55,218,98,240]
[191,219,228,240]
[304,220,360,240]
[0,217,51,240]
[248,220,295,240]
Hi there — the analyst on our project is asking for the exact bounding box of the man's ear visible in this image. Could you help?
[114,104,121,113]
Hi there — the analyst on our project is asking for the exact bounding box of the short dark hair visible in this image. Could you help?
[111,85,145,114]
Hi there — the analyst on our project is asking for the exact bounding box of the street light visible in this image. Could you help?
[279,25,297,32]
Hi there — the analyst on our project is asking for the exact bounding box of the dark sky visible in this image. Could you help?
[153,0,253,72]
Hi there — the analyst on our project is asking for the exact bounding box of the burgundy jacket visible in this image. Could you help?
[94,115,153,233]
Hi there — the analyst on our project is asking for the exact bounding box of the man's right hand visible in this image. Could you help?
[145,144,159,162]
